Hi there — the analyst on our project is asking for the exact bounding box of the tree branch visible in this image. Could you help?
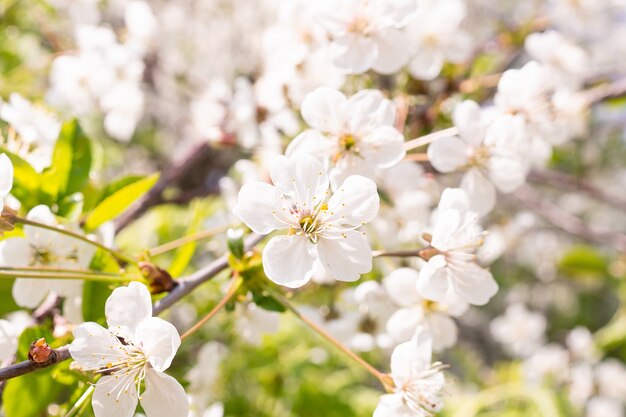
[528,168,626,212]
[513,185,626,252]
[0,233,264,383]
[583,77,626,105]
[0,347,71,382]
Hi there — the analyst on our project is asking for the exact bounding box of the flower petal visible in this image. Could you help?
[316,230,372,282]
[269,154,329,210]
[300,87,347,132]
[461,168,496,216]
[12,278,50,308]
[360,126,406,169]
[134,317,181,372]
[331,34,377,75]
[452,263,498,306]
[262,235,315,288]
[105,282,152,336]
[0,319,18,361]
[417,255,450,302]
[427,135,469,173]
[285,130,335,162]
[140,369,189,417]
[383,268,421,307]
[386,307,423,343]
[371,28,411,75]
[390,325,432,384]
[408,46,445,80]
[233,182,289,235]
[453,100,485,147]
[92,374,138,417]
[346,90,395,133]
[69,322,126,370]
[0,153,13,197]
[0,237,32,267]
[373,393,413,417]
[325,175,379,226]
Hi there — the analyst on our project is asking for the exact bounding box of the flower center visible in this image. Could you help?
[288,202,329,243]
[347,15,371,35]
[468,146,490,167]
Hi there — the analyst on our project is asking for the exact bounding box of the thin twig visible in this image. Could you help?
[583,77,626,105]
[528,168,626,212]
[0,347,71,382]
[404,127,458,151]
[513,185,626,252]
[0,233,265,382]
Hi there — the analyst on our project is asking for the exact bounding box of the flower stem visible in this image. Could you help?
[63,385,94,417]
[264,285,388,386]
[146,224,231,257]
[14,217,138,266]
[372,248,425,258]
[0,268,140,283]
[404,127,458,151]
[180,273,242,340]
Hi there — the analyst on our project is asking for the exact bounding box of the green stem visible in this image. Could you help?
[146,224,231,257]
[180,273,242,340]
[64,385,95,417]
[0,270,140,283]
[14,217,138,266]
[264,285,388,387]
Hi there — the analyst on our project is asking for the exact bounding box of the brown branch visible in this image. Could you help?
[528,168,626,212]
[114,142,211,232]
[0,233,264,382]
[513,185,626,252]
[0,347,71,382]
[583,77,626,105]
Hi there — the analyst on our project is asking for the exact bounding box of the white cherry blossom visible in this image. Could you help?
[490,303,547,358]
[286,87,405,186]
[320,0,415,74]
[383,267,468,351]
[0,205,96,322]
[417,188,498,306]
[0,153,13,213]
[427,100,530,215]
[0,94,60,172]
[69,282,189,417]
[374,326,445,417]
[233,154,379,287]
[405,0,472,80]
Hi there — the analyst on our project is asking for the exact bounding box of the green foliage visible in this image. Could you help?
[84,173,159,231]
[559,245,608,279]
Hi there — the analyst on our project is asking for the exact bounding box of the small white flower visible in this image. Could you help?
[69,282,189,417]
[320,0,415,74]
[427,100,530,215]
[286,87,405,186]
[417,189,498,306]
[383,268,467,351]
[490,303,546,358]
[405,0,472,80]
[0,153,13,213]
[374,326,445,417]
[0,94,60,172]
[233,154,379,287]
[0,205,96,321]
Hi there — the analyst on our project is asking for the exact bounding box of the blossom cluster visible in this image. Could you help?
[0,0,625,417]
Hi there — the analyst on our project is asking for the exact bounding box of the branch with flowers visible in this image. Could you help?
[1,1,626,417]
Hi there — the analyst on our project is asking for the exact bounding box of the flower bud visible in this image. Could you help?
[29,338,53,363]
[138,262,177,294]
[0,206,17,234]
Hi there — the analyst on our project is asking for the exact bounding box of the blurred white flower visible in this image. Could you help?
[0,94,60,172]
[0,205,96,322]
[384,268,468,351]
[0,311,30,361]
[428,100,530,215]
[490,303,546,358]
[417,188,498,306]
[523,344,570,384]
[236,303,280,345]
[0,153,13,212]
[320,0,415,74]
[405,0,472,80]
[70,282,189,417]
[287,87,405,186]
[586,397,625,417]
[374,326,445,417]
[234,154,379,287]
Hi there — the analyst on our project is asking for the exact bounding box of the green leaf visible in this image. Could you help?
[168,200,213,277]
[57,192,84,221]
[0,279,19,316]
[0,148,41,207]
[559,245,608,278]
[84,173,159,231]
[40,119,92,200]
[252,291,286,313]
[2,368,63,417]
